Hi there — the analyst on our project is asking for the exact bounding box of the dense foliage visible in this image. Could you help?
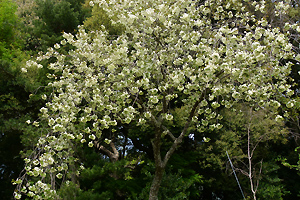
[0,0,89,199]
[1,0,300,200]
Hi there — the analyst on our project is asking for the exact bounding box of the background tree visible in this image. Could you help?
[0,0,92,199]
[0,0,36,198]
[196,103,291,199]
[16,0,91,53]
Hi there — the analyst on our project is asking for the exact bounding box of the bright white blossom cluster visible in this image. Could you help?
[15,0,300,199]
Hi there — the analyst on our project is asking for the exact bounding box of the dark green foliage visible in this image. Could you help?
[0,124,24,199]
[58,144,148,199]
[194,104,298,200]
[0,1,27,198]
[0,0,19,45]
[23,0,91,52]
[35,0,79,34]
[136,171,202,200]
[0,1,52,198]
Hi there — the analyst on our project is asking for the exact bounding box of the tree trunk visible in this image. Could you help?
[147,92,205,199]
[149,165,165,200]
[149,127,165,200]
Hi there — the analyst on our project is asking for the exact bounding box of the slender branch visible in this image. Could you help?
[251,131,269,158]
[162,88,207,167]
[247,107,257,200]
[161,126,176,141]
[254,159,263,194]
[131,92,139,107]
[94,141,119,162]
[128,89,176,142]
[161,69,225,167]
[235,168,249,177]
[149,112,176,141]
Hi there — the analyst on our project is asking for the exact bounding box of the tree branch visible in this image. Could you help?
[162,88,207,167]
[94,141,119,162]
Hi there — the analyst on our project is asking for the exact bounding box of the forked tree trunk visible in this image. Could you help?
[147,127,184,200]
[146,89,206,199]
